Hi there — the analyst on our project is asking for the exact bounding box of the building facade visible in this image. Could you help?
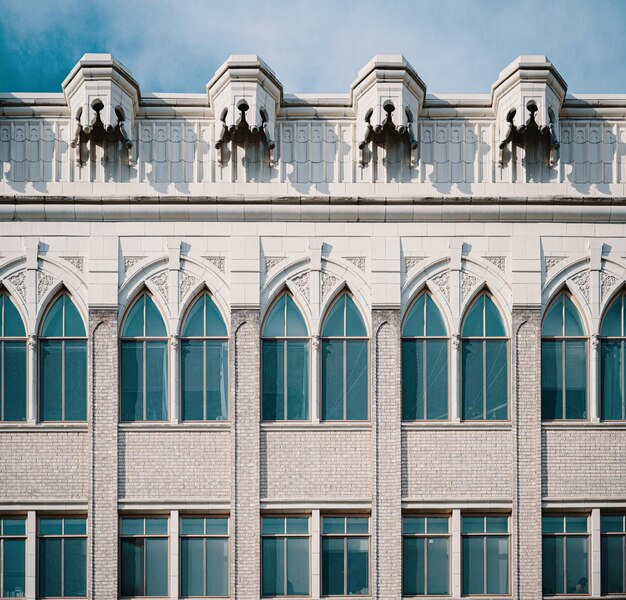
[0,53,625,599]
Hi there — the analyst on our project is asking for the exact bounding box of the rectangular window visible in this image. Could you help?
[542,515,588,595]
[402,515,449,596]
[120,517,168,597]
[601,514,626,594]
[462,515,509,595]
[0,517,26,598]
[38,517,87,598]
[180,517,228,597]
[321,516,369,596]
[262,516,309,597]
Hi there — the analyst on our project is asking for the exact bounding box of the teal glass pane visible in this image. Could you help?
[121,538,144,596]
[402,340,423,420]
[65,341,87,421]
[486,516,508,533]
[38,537,61,598]
[39,519,62,536]
[564,296,585,337]
[121,518,144,536]
[486,536,509,594]
[601,295,622,336]
[181,341,204,421]
[462,296,483,337]
[322,340,343,420]
[286,295,307,337]
[121,342,143,421]
[565,340,587,419]
[427,517,449,534]
[346,340,368,420]
[566,516,588,533]
[3,519,25,536]
[41,296,63,337]
[40,341,63,421]
[145,295,167,337]
[322,537,344,595]
[145,537,168,596]
[206,537,228,596]
[264,296,285,337]
[3,294,25,337]
[486,340,508,420]
[262,537,284,596]
[146,518,167,535]
[182,295,204,337]
[206,340,228,421]
[323,296,344,337]
[602,534,625,593]
[428,536,449,595]
[286,537,309,595]
[347,537,369,595]
[601,515,625,533]
[322,517,345,534]
[543,296,563,337]
[402,537,424,595]
[346,296,366,337]
[286,517,309,534]
[347,518,368,534]
[287,341,308,420]
[403,516,425,535]
[122,295,145,338]
[485,296,506,337]
[4,342,27,421]
[462,517,484,534]
[205,295,227,337]
[542,341,563,420]
[205,518,228,535]
[64,538,86,596]
[146,341,168,421]
[427,340,448,420]
[263,341,284,420]
[180,518,204,535]
[565,536,588,593]
[542,535,563,595]
[462,340,483,420]
[63,296,86,337]
[601,341,623,420]
[3,538,25,597]
[462,535,484,594]
[426,295,447,337]
[403,295,425,337]
[64,518,86,535]
[543,516,565,534]
[263,518,285,535]
[181,537,204,597]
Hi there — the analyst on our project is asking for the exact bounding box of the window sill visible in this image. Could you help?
[261,421,371,432]
[0,422,88,432]
[118,421,231,432]
[402,421,511,431]
[542,420,626,431]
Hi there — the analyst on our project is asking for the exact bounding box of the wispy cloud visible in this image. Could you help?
[1,0,625,94]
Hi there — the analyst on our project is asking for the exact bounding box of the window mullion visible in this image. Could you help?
[343,340,347,420]
[622,340,625,420]
[61,536,65,596]
[203,340,207,421]
[1,342,4,421]
[483,534,487,594]
[61,339,66,421]
[422,340,427,420]
[423,536,428,594]
[284,339,288,421]
[203,536,207,596]
[562,534,567,593]
[344,535,348,596]
[284,535,288,596]
[483,339,487,420]
[562,339,567,420]
[143,341,147,421]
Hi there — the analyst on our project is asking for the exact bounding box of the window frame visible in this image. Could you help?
[0,292,27,422]
[600,512,626,595]
[599,291,626,420]
[0,516,26,598]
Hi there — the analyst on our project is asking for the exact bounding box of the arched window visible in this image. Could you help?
[120,292,168,421]
[262,293,309,420]
[39,292,87,421]
[0,291,26,421]
[180,292,228,421]
[541,293,587,420]
[402,292,448,420]
[321,293,368,421]
[461,293,508,420]
[599,292,626,420]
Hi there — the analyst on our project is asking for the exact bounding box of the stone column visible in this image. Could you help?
[230,309,261,600]
[511,308,542,600]
[88,308,119,599]
[371,308,402,600]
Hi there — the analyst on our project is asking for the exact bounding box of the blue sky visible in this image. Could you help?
[1,0,625,95]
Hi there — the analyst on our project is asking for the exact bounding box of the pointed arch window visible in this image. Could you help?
[321,293,368,421]
[181,292,228,421]
[0,291,26,421]
[461,293,508,420]
[120,292,168,421]
[39,292,87,421]
[599,292,626,420]
[541,293,587,420]
[262,294,309,420]
[402,292,448,420]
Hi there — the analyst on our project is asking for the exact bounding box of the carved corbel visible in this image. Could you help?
[407,124,419,167]
[498,108,518,166]
[262,121,276,167]
[70,109,84,166]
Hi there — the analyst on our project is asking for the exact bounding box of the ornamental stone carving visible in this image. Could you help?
[204,256,225,273]
[601,271,619,302]
[545,256,567,272]
[484,256,506,272]
[61,256,84,272]
[591,334,600,351]
[571,270,590,302]
[6,270,26,303]
[312,335,320,351]
[124,256,146,274]
[179,270,198,302]
[291,272,310,302]
[452,333,461,350]
[404,256,426,272]
[37,271,55,301]
[345,257,365,272]
[321,272,340,301]
[28,335,37,351]
[431,270,450,303]
[265,256,286,272]
[170,334,180,350]
[150,271,169,300]
[461,271,480,300]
